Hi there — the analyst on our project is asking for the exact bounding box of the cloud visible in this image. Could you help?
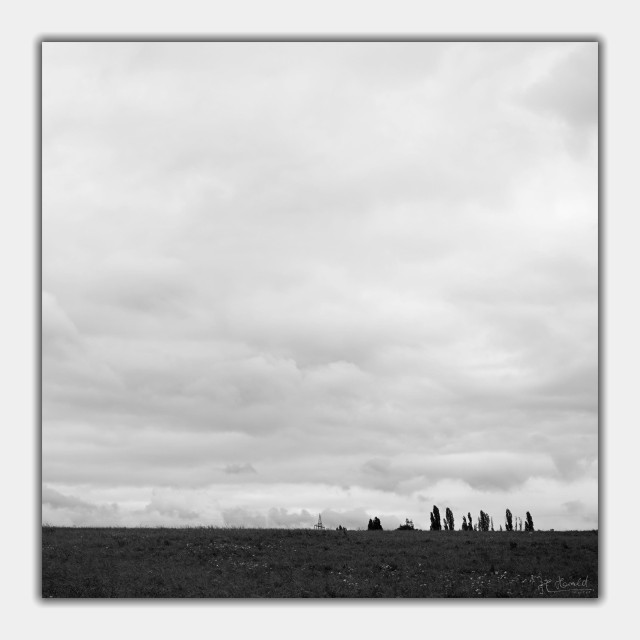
[224,463,257,475]
[561,499,598,527]
[42,485,120,526]
[42,42,598,529]
[43,485,96,512]
[521,44,598,129]
[222,508,267,528]
[267,508,315,528]
[142,491,200,520]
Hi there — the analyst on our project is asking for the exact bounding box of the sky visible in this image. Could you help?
[42,41,598,530]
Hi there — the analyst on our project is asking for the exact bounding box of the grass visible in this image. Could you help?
[41,526,598,598]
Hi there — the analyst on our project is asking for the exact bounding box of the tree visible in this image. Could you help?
[462,516,468,531]
[445,508,455,532]
[398,518,414,531]
[430,506,442,531]
[368,517,383,530]
[490,517,494,532]
[478,511,490,532]
[525,511,534,532]
[505,509,513,532]
[468,512,473,532]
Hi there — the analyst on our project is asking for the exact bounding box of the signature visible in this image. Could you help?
[531,574,594,595]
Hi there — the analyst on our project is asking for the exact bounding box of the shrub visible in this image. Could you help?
[397,519,414,531]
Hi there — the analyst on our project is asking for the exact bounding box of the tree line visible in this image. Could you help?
[363,508,534,532]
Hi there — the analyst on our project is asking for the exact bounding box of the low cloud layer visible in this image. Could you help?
[42,42,598,530]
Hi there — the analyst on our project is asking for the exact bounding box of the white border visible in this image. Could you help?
[3,0,638,637]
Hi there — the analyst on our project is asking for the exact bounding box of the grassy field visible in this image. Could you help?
[42,527,598,598]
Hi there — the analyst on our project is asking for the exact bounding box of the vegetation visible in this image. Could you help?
[42,527,598,598]
[506,509,513,532]
[445,508,454,532]
[367,517,383,531]
[429,506,442,531]
[525,512,535,532]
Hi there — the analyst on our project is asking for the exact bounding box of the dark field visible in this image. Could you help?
[42,527,598,598]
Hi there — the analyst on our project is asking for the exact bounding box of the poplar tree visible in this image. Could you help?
[505,509,513,532]
[445,507,455,531]
[430,506,442,531]
[525,512,534,532]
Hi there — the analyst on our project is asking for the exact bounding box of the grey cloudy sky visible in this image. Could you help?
[42,42,598,530]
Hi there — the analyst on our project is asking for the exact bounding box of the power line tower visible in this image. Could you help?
[313,514,325,530]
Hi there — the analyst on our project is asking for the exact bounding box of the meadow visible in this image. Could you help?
[42,527,598,598]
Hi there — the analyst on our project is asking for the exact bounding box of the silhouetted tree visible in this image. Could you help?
[505,509,513,532]
[478,511,490,532]
[468,512,473,532]
[368,517,383,530]
[430,506,442,531]
[491,517,494,532]
[445,507,454,531]
[462,516,468,531]
[525,511,534,532]
[397,518,414,531]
